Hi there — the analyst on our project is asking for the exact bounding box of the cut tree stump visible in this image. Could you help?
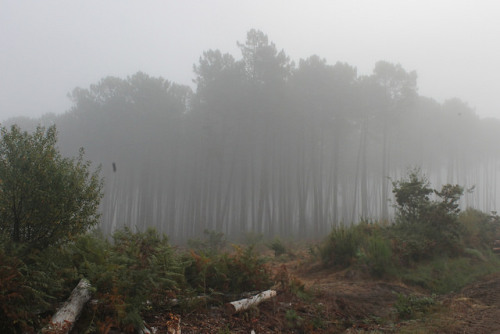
[225,290,277,314]
[42,278,92,334]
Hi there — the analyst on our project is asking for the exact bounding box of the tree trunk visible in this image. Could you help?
[43,279,92,334]
[225,290,277,314]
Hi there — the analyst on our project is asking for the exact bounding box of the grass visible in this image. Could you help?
[399,251,500,294]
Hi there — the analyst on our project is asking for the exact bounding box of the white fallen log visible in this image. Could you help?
[42,278,92,334]
[225,290,277,314]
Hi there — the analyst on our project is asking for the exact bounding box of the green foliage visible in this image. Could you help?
[321,222,396,277]
[463,247,487,261]
[285,309,305,329]
[460,208,500,249]
[268,237,287,257]
[0,243,35,333]
[392,169,434,225]
[321,224,365,267]
[389,231,436,265]
[187,229,227,255]
[400,254,500,294]
[0,147,104,331]
[0,125,103,250]
[241,231,264,247]
[391,169,464,261]
[394,293,436,319]
[0,236,79,333]
[67,228,185,331]
[185,243,272,299]
[359,233,394,277]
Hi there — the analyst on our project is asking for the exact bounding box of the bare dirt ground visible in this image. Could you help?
[143,256,500,334]
[435,273,500,334]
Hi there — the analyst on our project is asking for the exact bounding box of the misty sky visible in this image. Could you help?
[1,0,499,121]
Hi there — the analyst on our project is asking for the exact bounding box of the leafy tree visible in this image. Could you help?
[392,169,464,260]
[14,30,497,241]
[392,169,433,225]
[0,125,102,249]
[238,29,293,87]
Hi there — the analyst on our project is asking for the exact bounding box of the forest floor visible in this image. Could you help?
[142,250,500,333]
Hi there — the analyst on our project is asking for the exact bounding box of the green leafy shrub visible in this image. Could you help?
[185,244,272,299]
[268,237,287,257]
[285,309,305,329]
[0,245,35,333]
[0,238,79,333]
[391,169,465,261]
[241,231,264,248]
[226,245,272,293]
[320,224,365,267]
[360,234,394,277]
[389,227,437,265]
[187,229,227,255]
[460,208,500,249]
[0,125,102,250]
[68,228,185,332]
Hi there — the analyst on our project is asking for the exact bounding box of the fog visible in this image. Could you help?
[2,1,500,120]
[3,2,500,240]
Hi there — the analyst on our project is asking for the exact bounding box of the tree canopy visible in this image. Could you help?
[5,30,499,241]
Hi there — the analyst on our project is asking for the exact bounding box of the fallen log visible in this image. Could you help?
[42,278,92,334]
[225,290,277,314]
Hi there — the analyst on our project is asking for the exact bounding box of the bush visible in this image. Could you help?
[68,228,185,331]
[320,224,365,267]
[391,169,464,260]
[268,237,287,257]
[0,245,37,333]
[321,222,396,276]
[187,229,227,255]
[389,226,437,265]
[360,234,394,277]
[0,125,102,250]
[0,237,79,333]
[460,208,500,249]
[185,244,272,299]
[1,227,272,333]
